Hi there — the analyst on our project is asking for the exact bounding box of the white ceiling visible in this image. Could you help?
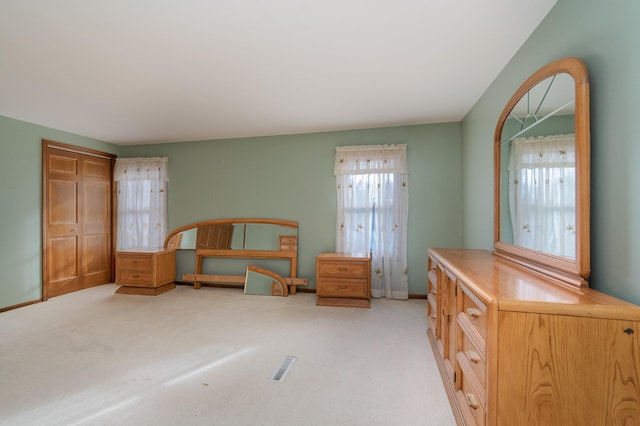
[0,1,557,145]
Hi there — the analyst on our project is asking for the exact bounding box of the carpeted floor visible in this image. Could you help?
[0,284,455,426]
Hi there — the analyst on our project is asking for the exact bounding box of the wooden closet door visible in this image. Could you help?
[43,142,114,299]
[81,156,112,287]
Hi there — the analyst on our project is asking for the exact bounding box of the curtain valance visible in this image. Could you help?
[114,157,169,182]
[509,134,575,170]
[334,144,407,176]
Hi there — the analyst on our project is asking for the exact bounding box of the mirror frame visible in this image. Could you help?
[493,57,590,287]
[244,265,289,297]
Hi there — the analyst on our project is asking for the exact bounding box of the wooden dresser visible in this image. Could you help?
[427,248,640,426]
[316,252,371,308]
[115,248,176,295]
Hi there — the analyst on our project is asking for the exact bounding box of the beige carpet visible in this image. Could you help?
[0,284,455,426]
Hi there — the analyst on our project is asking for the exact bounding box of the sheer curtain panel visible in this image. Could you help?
[114,157,169,251]
[335,145,409,299]
[508,134,576,258]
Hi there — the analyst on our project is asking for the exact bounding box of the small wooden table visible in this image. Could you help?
[115,248,176,295]
[315,252,371,308]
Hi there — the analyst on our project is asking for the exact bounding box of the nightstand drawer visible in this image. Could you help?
[117,255,153,273]
[317,261,368,279]
[118,270,153,285]
[317,278,367,298]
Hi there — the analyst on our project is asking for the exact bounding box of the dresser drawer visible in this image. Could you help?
[458,282,488,342]
[317,278,367,298]
[456,387,486,426]
[427,293,438,333]
[317,260,368,279]
[457,351,486,426]
[460,329,486,385]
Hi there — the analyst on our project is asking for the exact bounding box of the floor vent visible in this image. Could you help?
[271,356,296,382]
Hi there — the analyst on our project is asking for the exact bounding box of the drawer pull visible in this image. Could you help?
[337,267,348,272]
[338,285,347,289]
[467,350,481,363]
[430,313,437,319]
[466,393,479,409]
[132,275,140,278]
[466,308,482,318]
[430,289,437,295]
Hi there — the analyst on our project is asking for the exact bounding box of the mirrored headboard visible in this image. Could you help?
[164,218,306,294]
[165,218,298,252]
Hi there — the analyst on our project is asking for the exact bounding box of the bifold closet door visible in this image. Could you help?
[43,142,114,299]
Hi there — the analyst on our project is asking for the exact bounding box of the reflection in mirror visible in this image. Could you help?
[165,223,298,251]
[494,57,590,285]
[502,134,576,259]
[500,73,576,143]
[244,265,288,297]
[244,224,297,250]
[167,228,196,249]
[499,73,576,259]
[197,224,233,249]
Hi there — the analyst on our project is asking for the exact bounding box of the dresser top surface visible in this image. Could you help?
[429,248,640,319]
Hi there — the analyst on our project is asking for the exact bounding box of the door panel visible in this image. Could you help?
[49,236,79,281]
[49,180,78,223]
[81,157,112,287]
[46,152,82,297]
[83,234,109,285]
[49,154,78,175]
[83,157,110,179]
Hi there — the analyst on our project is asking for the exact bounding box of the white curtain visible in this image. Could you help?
[114,157,169,250]
[508,134,576,259]
[335,145,409,299]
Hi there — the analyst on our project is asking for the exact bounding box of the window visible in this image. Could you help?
[113,157,169,250]
[335,145,409,299]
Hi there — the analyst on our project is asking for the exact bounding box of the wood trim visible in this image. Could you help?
[43,140,113,159]
[409,293,427,299]
[0,298,41,313]
[246,265,288,297]
[41,141,47,300]
[172,284,423,298]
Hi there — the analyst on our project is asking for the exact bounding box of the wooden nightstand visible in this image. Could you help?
[115,248,176,295]
[316,252,371,308]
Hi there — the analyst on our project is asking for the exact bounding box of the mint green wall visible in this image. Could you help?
[5,0,637,307]
[122,123,462,295]
[0,115,120,309]
[461,0,640,304]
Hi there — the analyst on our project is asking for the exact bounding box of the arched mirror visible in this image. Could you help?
[494,57,590,286]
